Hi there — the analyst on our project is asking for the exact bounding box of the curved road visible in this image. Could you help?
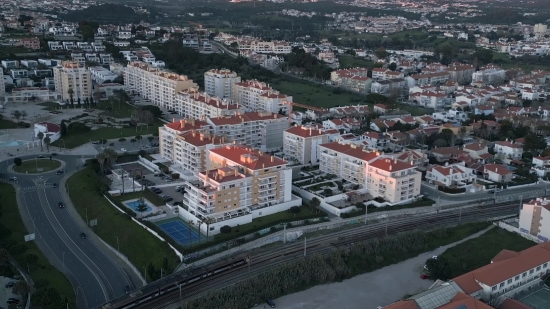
[2,154,132,308]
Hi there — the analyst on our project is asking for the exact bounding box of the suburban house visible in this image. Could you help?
[494,140,524,160]
[425,162,477,187]
[483,164,513,183]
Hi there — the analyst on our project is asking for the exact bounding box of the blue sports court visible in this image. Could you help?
[157,220,200,246]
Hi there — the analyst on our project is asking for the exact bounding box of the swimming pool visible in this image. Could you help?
[124,200,152,212]
[0,140,27,148]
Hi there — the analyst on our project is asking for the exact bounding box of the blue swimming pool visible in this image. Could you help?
[0,140,27,148]
[124,200,152,212]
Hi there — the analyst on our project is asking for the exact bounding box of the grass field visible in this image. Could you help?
[0,119,18,129]
[0,183,75,307]
[13,159,62,173]
[439,226,536,278]
[338,55,375,69]
[52,121,163,149]
[67,167,180,280]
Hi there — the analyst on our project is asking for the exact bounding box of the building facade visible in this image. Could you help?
[158,119,210,163]
[204,69,241,100]
[174,88,243,120]
[53,61,92,101]
[283,125,333,165]
[232,80,292,114]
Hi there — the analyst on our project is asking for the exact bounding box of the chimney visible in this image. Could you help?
[271,156,274,162]
[262,163,265,168]
[173,118,176,123]
[495,168,498,172]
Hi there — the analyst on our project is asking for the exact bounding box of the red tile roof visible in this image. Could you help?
[369,157,415,172]
[319,142,379,161]
[37,122,60,133]
[210,145,287,170]
[164,119,209,132]
[285,125,330,138]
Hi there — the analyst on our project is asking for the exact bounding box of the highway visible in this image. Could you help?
[100,201,519,309]
[3,154,133,308]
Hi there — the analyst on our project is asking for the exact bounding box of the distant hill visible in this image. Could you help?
[61,3,155,24]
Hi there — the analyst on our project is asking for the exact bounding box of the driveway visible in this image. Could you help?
[252,225,494,309]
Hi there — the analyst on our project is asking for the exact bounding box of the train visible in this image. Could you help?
[101,254,249,309]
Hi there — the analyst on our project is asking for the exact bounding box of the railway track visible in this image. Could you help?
[100,201,519,309]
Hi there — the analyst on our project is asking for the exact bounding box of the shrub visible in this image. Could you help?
[289,206,301,214]
[68,122,90,134]
[13,157,22,166]
[220,225,232,234]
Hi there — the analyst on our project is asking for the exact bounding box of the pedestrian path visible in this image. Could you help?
[21,186,37,192]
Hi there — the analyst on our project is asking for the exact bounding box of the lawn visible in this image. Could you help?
[96,100,137,119]
[0,119,18,129]
[52,121,163,149]
[13,159,62,173]
[0,184,75,308]
[439,226,536,278]
[338,55,375,69]
[66,167,180,281]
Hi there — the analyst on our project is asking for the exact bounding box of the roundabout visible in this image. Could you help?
[12,158,62,174]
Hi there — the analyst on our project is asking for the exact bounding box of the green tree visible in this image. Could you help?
[220,225,231,234]
[12,110,21,123]
[375,46,387,59]
[13,280,29,296]
[147,136,154,144]
[524,133,547,153]
[14,157,22,166]
[388,62,397,71]
[37,132,44,151]
[43,136,51,152]
[310,197,321,210]
[135,197,148,217]
[60,121,67,136]
[67,88,74,107]
[31,287,64,309]
[119,138,126,144]
[426,257,452,281]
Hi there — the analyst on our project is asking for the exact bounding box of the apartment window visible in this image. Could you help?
[522,272,527,278]
[491,286,497,291]
[544,263,548,268]
[515,275,520,281]
[537,266,541,271]
[499,282,504,288]
[507,279,512,284]
[530,269,534,274]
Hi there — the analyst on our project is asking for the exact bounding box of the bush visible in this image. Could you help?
[289,206,301,214]
[437,186,466,194]
[13,157,22,166]
[220,225,232,234]
[68,122,90,134]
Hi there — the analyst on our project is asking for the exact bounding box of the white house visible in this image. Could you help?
[33,122,61,144]
[426,162,476,187]
[494,140,524,160]
[483,163,513,183]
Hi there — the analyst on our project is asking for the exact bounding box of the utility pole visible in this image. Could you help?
[283,224,286,244]
[304,237,307,257]
[364,204,368,225]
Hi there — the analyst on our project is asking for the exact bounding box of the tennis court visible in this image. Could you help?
[519,287,550,309]
[157,219,200,246]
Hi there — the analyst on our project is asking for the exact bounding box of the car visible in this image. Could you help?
[52,183,57,188]
[420,274,430,280]
[124,285,130,294]
[153,173,160,177]
[266,299,276,308]
[51,152,58,156]
[5,281,15,288]
[7,298,19,304]
[92,141,100,145]
[58,202,65,208]
[487,190,494,194]
[9,176,17,182]
[154,190,163,194]
[432,255,438,259]
[80,232,87,239]
[56,170,64,175]
[121,148,127,152]
[37,155,45,158]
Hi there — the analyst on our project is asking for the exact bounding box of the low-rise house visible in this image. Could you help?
[494,140,524,160]
[463,142,492,162]
[429,147,467,162]
[370,119,397,132]
[483,163,513,183]
[426,162,477,187]
[361,131,390,150]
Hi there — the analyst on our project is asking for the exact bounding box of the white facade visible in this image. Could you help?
[494,140,524,160]
[232,80,292,114]
[158,119,211,163]
[174,88,243,120]
[425,163,476,187]
[204,69,241,100]
[283,125,332,165]
[52,61,92,101]
[88,66,118,84]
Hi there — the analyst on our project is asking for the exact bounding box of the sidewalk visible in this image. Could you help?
[252,225,495,309]
[58,170,145,289]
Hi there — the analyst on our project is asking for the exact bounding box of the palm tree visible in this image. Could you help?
[147,136,154,144]
[96,152,107,175]
[12,110,21,123]
[203,217,214,243]
[37,132,44,151]
[188,221,194,247]
[43,136,51,152]
[102,148,118,171]
[130,138,136,145]
[196,220,202,243]
[135,135,142,146]
[136,197,148,218]
[68,87,74,107]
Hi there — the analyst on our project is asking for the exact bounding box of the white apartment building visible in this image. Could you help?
[158,119,211,163]
[494,140,524,160]
[172,131,228,175]
[520,197,550,242]
[207,112,289,152]
[472,65,506,85]
[53,61,92,101]
[124,61,198,109]
[88,66,119,84]
[425,162,476,187]
[232,80,292,114]
[283,125,335,165]
[239,40,292,54]
[453,241,550,302]
[181,145,300,234]
[318,142,421,204]
[174,88,243,120]
[204,69,241,99]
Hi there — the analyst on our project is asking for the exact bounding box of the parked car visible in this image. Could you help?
[51,152,58,156]
[124,285,130,294]
[37,155,45,158]
[52,183,57,188]
[5,281,15,288]
[121,148,127,152]
[266,299,276,308]
[9,176,17,182]
[420,274,430,280]
[7,298,19,304]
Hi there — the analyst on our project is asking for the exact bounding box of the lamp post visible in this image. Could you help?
[143,267,147,282]
[62,251,66,269]
[115,236,120,256]
[85,208,88,227]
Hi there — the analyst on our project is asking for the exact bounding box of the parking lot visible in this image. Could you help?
[136,173,186,206]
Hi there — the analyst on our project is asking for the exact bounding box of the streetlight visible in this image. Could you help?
[85,208,88,227]
[62,251,66,269]
[175,282,182,301]
[115,236,120,256]
[143,267,147,282]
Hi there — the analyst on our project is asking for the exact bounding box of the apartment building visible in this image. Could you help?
[371,68,404,80]
[446,63,475,84]
[207,112,289,152]
[16,37,40,50]
[174,88,243,120]
[124,61,197,109]
[173,131,228,175]
[232,80,292,114]
[181,145,300,233]
[319,142,378,185]
[406,72,450,87]
[239,40,292,54]
[472,65,506,85]
[204,69,241,99]
[53,61,92,101]
[158,119,210,162]
[283,125,336,165]
[88,66,119,84]
[520,197,550,242]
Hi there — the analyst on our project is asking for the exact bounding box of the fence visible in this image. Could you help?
[138,156,160,173]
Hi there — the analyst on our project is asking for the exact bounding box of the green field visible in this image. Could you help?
[271,79,365,108]
[439,227,536,278]
[0,184,75,308]
[67,167,180,281]
[13,159,62,173]
[338,55,375,69]
[0,119,18,129]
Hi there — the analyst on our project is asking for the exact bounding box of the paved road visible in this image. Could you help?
[2,154,135,308]
[421,182,549,205]
[91,135,159,155]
